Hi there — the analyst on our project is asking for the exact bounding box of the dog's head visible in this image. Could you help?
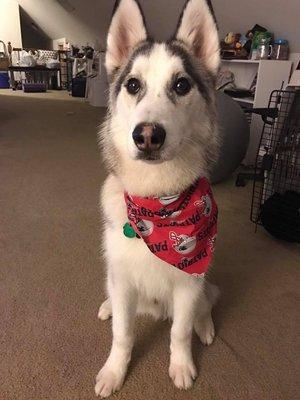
[102,0,220,194]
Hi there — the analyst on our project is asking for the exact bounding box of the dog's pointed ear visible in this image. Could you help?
[105,0,148,76]
[175,0,220,74]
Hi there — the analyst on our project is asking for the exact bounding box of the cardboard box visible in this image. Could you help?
[288,70,300,87]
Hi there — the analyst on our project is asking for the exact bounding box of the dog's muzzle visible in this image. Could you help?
[132,123,166,156]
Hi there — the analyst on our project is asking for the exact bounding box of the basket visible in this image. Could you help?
[0,40,9,70]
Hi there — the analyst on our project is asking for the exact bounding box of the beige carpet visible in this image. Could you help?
[0,93,299,400]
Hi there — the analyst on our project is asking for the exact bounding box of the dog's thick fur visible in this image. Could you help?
[95,0,221,397]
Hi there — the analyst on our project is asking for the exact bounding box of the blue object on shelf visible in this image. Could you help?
[0,72,10,88]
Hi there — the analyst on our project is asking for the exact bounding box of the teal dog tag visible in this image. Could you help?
[123,222,137,238]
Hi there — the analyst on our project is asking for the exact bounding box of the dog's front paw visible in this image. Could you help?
[169,361,197,390]
[95,366,124,398]
[98,299,112,321]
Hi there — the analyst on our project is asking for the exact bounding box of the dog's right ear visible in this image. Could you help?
[105,0,148,77]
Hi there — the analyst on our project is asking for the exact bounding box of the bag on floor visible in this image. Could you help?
[260,191,300,243]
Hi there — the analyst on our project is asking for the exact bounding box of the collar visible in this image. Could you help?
[124,177,218,276]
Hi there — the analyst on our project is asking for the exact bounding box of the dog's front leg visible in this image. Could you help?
[169,285,198,390]
[95,278,137,398]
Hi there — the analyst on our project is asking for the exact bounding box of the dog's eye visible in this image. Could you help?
[126,78,141,95]
[173,78,191,96]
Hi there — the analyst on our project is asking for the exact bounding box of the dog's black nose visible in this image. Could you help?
[132,123,166,152]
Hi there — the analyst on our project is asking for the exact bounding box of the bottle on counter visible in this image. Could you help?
[271,39,289,60]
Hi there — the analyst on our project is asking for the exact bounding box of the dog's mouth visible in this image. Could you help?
[136,150,164,163]
[132,143,179,163]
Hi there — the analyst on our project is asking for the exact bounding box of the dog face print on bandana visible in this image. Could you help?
[124,177,218,276]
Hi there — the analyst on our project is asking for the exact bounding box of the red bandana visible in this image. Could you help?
[124,177,218,276]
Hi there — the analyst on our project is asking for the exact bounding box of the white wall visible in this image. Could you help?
[17,0,111,49]
[0,0,22,48]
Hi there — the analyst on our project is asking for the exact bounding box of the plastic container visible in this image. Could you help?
[271,39,289,60]
[256,37,272,60]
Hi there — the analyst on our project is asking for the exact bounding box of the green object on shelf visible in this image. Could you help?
[123,222,137,238]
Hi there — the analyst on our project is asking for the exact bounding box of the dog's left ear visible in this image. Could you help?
[105,0,148,76]
[175,0,220,74]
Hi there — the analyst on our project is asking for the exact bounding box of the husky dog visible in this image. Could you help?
[95,0,220,397]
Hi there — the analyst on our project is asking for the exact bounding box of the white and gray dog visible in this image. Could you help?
[96,0,221,397]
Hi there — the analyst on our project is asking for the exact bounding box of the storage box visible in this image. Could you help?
[0,72,10,88]
[23,83,47,92]
[288,70,300,87]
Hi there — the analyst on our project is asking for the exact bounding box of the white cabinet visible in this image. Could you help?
[221,59,292,165]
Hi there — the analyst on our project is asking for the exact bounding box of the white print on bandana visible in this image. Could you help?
[159,194,180,206]
[137,220,154,237]
[208,234,217,252]
[194,194,212,216]
[169,210,182,218]
[169,232,197,254]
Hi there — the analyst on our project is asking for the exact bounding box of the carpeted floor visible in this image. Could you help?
[0,93,299,400]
